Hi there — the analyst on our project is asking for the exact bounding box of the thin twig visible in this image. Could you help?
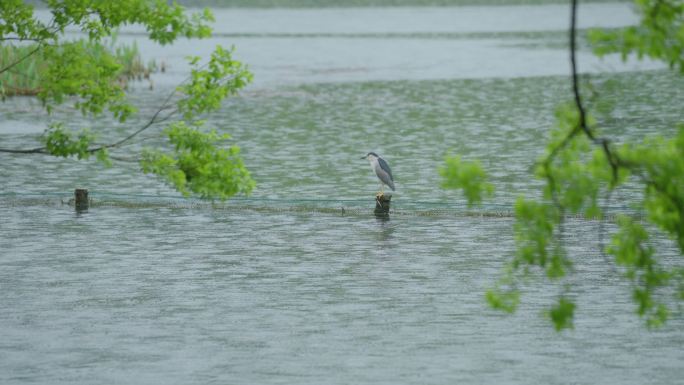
[570,0,589,140]
[0,17,61,75]
[93,107,178,151]
[0,45,43,75]
[0,37,46,42]
[570,0,623,184]
[0,147,46,154]
[86,61,215,151]
[0,60,218,155]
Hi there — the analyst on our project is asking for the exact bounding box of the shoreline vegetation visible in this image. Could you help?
[22,0,632,8]
[0,36,159,98]
[173,0,628,6]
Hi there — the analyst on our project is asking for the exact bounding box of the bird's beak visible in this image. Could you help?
[360,156,367,159]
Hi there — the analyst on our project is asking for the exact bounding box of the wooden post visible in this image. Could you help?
[374,192,391,215]
[74,188,89,211]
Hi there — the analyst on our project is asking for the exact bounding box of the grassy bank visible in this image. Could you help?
[0,38,157,98]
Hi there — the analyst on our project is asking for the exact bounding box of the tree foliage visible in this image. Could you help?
[141,122,255,199]
[440,155,494,207]
[0,0,255,199]
[589,0,684,73]
[444,0,684,329]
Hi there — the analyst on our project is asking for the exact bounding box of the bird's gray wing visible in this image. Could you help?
[378,157,394,181]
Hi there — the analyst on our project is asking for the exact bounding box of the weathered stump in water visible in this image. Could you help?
[75,188,89,211]
[374,192,391,215]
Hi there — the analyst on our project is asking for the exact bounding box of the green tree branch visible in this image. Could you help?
[479,0,684,329]
[0,1,255,200]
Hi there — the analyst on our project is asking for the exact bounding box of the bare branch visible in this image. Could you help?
[0,90,179,158]
[0,44,43,76]
[569,0,622,183]
[0,147,47,154]
[0,37,45,42]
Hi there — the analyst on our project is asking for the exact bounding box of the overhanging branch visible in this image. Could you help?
[0,44,43,76]
[0,61,227,157]
[550,0,623,185]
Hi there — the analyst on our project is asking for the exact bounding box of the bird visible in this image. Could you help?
[362,152,395,192]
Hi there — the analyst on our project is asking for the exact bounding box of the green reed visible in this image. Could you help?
[0,35,157,98]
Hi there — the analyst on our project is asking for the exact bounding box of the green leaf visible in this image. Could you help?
[177,45,253,120]
[95,148,112,167]
[2,0,253,200]
[140,121,255,200]
[486,288,520,313]
[486,0,684,330]
[588,1,684,73]
[547,297,575,331]
[439,155,494,207]
[42,123,94,160]
[607,215,672,327]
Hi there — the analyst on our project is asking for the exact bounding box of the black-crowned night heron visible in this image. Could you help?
[362,152,395,192]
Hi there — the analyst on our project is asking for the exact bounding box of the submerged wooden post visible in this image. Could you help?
[74,188,89,211]
[374,192,391,215]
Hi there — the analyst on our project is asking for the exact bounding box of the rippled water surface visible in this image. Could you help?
[2,3,684,385]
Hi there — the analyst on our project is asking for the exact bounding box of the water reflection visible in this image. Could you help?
[74,208,89,216]
[374,214,395,242]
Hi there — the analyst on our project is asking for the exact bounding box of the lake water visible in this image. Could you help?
[1,3,683,385]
